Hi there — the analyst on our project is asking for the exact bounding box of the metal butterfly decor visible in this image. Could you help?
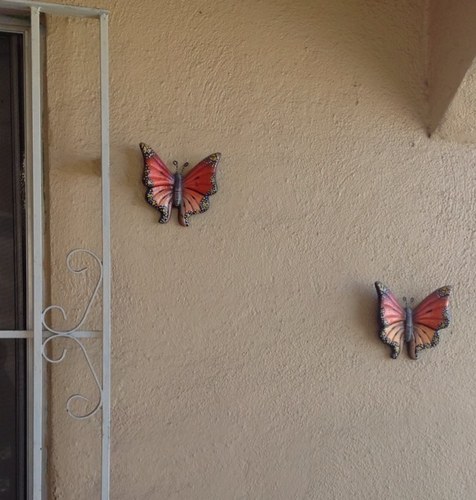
[140,143,221,226]
[374,282,452,360]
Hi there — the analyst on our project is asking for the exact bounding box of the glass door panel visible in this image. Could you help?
[0,31,26,500]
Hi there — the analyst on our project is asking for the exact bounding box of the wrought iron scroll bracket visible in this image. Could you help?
[42,248,103,420]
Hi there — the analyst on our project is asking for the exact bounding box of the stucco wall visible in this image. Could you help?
[428,0,476,139]
[44,0,476,499]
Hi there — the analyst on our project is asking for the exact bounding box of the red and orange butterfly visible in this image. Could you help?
[140,143,220,226]
[375,282,451,360]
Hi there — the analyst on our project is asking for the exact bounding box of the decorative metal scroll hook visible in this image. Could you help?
[42,333,103,420]
[41,248,104,420]
[42,249,103,335]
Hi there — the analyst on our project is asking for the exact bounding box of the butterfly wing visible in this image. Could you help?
[140,143,174,223]
[179,153,220,226]
[411,286,451,359]
[375,282,406,359]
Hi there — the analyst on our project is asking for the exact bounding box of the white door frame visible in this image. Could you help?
[0,2,111,499]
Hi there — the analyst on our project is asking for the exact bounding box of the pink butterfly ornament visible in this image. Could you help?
[140,143,220,226]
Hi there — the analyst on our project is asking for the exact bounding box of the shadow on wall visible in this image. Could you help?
[124,146,148,209]
[256,0,429,128]
[351,281,380,350]
[427,0,476,135]
[257,0,476,135]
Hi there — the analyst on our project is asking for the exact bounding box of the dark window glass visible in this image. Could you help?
[0,32,27,500]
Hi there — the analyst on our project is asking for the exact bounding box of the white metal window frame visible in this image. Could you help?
[0,2,111,499]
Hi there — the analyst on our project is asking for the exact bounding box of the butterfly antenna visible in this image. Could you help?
[173,160,179,173]
[181,162,189,174]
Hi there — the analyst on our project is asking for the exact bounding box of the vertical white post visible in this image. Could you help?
[100,12,111,500]
[30,6,43,500]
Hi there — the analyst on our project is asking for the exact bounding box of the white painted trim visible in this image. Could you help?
[22,21,35,500]
[0,3,111,498]
[30,7,43,499]
[0,330,102,338]
[0,13,29,26]
[31,7,43,500]
[0,0,107,17]
[100,12,111,500]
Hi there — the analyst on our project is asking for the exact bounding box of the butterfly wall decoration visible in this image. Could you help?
[140,143,221,226]
[374,282,452,360]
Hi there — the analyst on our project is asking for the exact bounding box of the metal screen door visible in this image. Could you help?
[0,2,111,499]
[0,31,27,500]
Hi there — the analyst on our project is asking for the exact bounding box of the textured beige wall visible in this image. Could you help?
[428,0,476,138]
[432,59,476,143]
[44,0,476,499]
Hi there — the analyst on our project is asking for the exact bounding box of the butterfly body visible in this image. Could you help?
[140,143,220,226]
[375,282,451,360]
[172,173,183,207]
[404,306,413,343]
